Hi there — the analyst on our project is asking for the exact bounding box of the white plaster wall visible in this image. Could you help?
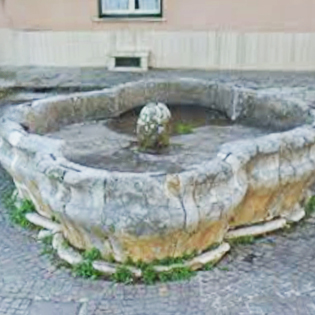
[1,29,315,70]
[0,29,14,66]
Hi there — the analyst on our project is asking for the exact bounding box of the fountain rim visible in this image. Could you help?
[1,77,314,181]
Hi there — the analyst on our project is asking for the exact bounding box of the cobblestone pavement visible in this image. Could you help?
[1,69,315,314]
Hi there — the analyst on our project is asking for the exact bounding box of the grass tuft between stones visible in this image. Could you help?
[82,247,102,261]
[72,261,102,280]
[305,196,315,217]
[40,235,55,256]
[3,191,37,229]
[72,250,198,284]
[111,264,196,285]
[72,248,103,280]
[111,266,135,284]
[118,255,197,285]
[158,267,196,283]
[227,235,255,246]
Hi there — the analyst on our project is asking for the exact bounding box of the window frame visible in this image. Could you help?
[98,0,163,19]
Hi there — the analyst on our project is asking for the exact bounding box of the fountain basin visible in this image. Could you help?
[0,78,315,262]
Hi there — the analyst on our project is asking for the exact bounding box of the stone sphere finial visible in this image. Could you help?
[136,102,171,151]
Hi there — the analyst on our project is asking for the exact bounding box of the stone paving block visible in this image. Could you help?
[0,298,31,315]
[28,301,80,315]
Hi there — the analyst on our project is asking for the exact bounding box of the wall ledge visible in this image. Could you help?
[91,16,166,23]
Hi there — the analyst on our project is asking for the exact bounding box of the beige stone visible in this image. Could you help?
[187,243,230,271]
[92,261,117,275]
[37,229,53,240]
[25,213,61,232]
[52,233,83,265]
[153,264,186,273]
[92,261,142,278]
[282,205,306,223]
[225,219,287,239]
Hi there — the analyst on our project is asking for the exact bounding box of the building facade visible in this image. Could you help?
[0,0,315,70]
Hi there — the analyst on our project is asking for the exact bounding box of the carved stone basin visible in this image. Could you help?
[1,78,315,263]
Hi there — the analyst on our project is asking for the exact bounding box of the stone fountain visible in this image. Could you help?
[0,78,315,268]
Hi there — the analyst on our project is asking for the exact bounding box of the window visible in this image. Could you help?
[99,0,162,18]
[115,57,141,68]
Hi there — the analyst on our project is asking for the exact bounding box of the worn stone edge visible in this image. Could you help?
[223,209,306,240]
[1,77,313,180]
[282,207,306,223]
[27,211,303,277]
[225,219,287,239]
[26,212,62,233]
[52,233,83,265]
[29,212,231,275]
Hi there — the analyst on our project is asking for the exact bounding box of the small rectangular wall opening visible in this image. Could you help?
[108,51,149,72]
[115,57,141,68]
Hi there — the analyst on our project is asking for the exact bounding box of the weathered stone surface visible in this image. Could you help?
[52,233,83,265]
[25,213,61,232]
[282,204,306,223]
[187,243,230,271]
[92,261,142,278]
[225,219,287,239]
[28,301,80,315]
[91,261,117,275]
[136,102,171,150]
[150,243,230,272]
[152,264,186,273]
[37,229,53,240]
[0,78,315,262]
